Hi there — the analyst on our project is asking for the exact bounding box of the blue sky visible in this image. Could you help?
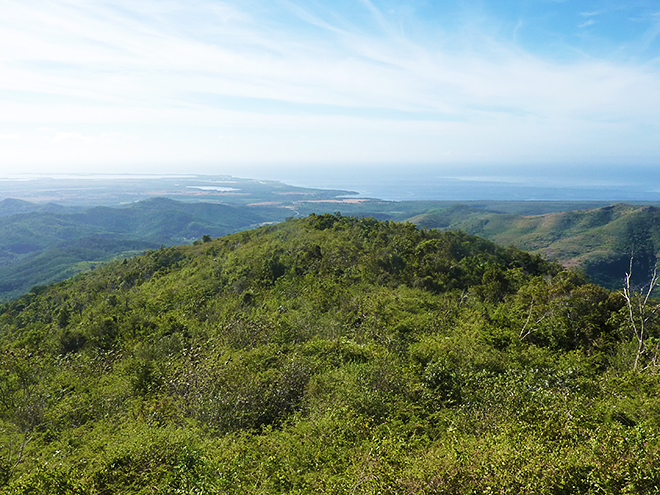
[0,0,659,178]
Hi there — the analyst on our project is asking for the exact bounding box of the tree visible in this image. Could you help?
[0,349,48,476]
[621,256,660,371]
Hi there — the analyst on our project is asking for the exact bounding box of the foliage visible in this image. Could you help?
[0,214,658,493]
[411,203,660,291]
[0,198,270,302]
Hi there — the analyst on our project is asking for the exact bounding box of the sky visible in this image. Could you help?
[0,0,659,180]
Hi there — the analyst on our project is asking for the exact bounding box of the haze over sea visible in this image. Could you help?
[272,164,660,202]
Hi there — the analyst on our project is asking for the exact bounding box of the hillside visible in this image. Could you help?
[0,194,608,302]
[0,198,278,301]
[0,199,74,217]
[1,184,658,303]
[410,203,660,289]
[0,215,659,493]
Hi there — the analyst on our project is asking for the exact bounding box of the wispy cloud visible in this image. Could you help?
[639,12,660,50]
[578,19,596,28]
[580,10,605,17]
[51,132,94,144]
[0,0,659,171]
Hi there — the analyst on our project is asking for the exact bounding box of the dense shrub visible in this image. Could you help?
[0,216,657,493]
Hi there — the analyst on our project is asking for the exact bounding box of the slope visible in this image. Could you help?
[0,198,275,301]
[411,203,660,289]
[0,215,658,493]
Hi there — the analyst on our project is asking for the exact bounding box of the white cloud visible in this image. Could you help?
[51,132,94,143]
[578,19,596,28]
[0,0,658,171]
[580,10,604,17]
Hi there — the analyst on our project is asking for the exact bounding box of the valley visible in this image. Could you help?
[0,175,657,301]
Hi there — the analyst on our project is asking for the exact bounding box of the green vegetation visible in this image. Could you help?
[2,182,659,302]
[411,203,660,290]
[0,214,659,493]
[0,198,279,301]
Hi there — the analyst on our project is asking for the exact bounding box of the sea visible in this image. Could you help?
[2,164,658,203]
[273,164,660,202]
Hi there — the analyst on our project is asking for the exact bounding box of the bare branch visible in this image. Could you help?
[621,255,659,371]
[519,295,550,340]
[520,295,535,340]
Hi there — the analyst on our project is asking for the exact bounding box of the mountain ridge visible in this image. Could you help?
[0,196,659,302]
[410,202,660,289]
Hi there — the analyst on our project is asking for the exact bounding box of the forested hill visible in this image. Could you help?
[1,215,660,493]
[410,203,660,290]
[2,197,660,302]
[0,197,278,301]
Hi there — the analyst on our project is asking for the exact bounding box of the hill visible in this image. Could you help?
[0,198,73,217]
[0,198,277,301]
[410,203,660,290]
[1,196,659,302]
[0,215,659,493]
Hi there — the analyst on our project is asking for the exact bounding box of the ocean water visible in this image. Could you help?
[2,165,658,204]
[275,164,660,202]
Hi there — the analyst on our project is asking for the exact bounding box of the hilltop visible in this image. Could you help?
[2,195,659,301]
[410,203,660,289]
[0,215,659,493]
[1,174,659,301]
